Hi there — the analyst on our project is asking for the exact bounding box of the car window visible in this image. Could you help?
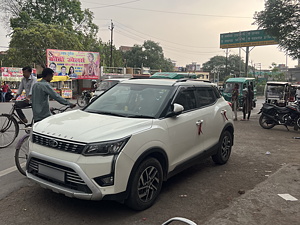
[174,87,196,111]
[195,87,217,107]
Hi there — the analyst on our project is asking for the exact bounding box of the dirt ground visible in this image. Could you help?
[0,108,299,225]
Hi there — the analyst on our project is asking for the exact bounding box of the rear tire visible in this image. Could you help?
[125,157,163,211]
[77,96,86,107]
[15,135,30,176]
[0,114,19,148]
[259,115,276,129]
[212,130,232,165]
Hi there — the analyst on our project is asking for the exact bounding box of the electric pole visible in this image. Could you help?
[109,20,114,67]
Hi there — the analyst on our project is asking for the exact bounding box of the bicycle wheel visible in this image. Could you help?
[15,135,30,176]
[0,114,19,148]
[77,96,86,107]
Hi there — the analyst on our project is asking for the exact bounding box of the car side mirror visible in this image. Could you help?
[166,103,184,117]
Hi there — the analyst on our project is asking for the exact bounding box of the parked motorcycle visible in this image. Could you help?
[77,90,92,107]
[258,100,300,131]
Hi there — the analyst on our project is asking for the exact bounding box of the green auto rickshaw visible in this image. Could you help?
[222,77,257,108]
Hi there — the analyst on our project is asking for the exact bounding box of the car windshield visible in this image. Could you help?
[266,85,285,98]
[224,83,241,93]
[85,83,173,118]
[96,80,120,91]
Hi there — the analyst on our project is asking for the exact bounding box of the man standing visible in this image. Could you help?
[12,66,37,123]
[31,68,76,122]
[231,83,239,121]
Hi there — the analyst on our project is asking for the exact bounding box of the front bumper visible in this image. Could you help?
[27,151,106,200]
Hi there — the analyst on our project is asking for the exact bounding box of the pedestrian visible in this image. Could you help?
[1,81,9,102]
[241,85,254,121]
[12,66,37,123]
[31,68,76,122]
[296,86,300,101]
[231,83,239,121]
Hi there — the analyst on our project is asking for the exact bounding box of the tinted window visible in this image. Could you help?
[195,87,217,107]
[174,87,196,111]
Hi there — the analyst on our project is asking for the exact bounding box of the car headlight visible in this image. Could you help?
[82,136,130,156]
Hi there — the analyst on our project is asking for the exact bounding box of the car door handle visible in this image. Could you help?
[196,120,204,135]
[196,120,203,126]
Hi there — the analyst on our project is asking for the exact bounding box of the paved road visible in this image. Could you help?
[0,98,299,225]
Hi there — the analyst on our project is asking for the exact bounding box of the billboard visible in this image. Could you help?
[46,49,100,80]
[1,67,37,81]
[220,29,278,49]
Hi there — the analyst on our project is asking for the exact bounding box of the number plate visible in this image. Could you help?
[38,165,65,182]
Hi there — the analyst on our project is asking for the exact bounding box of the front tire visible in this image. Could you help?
[125,157,163,211]
[15,135,30,176]
[259,115,276,129]
[212,130,232,165]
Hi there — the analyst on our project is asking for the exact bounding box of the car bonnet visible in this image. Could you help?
[33,110,153,143]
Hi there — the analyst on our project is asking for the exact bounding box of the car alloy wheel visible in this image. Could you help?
[126,157,163,210]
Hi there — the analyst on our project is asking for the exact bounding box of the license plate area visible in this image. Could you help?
[38,164,65,182]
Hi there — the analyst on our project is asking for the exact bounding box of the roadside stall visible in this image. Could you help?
[1,67,37,100]
[38,75,72,99]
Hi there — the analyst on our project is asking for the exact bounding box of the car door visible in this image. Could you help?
[194,86,223,151]
[164,86,204,170]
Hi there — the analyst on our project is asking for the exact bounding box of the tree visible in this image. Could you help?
[202,55,245,81]
[123,40,174,71]
[269,62,286,81]
[1,0,98,37]
[254,0,300,59]
[5,21,84,67]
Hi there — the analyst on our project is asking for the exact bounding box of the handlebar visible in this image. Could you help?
[50,104,77,115]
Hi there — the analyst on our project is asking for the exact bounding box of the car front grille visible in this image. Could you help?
[28,157,92,194]
[32,133,86,154]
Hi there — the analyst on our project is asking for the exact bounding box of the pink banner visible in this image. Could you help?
[47,49,100,80]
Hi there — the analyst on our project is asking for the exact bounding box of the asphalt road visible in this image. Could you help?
[0,98,299,225]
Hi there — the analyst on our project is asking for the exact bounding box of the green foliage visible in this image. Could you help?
[123,40,174,71]
[254,0,300,59]
[6,22,84,67]
[202,54,245,81]
[9,0,98,36]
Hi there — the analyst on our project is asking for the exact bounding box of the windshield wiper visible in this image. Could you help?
[126,114,155,119]
[86,110,126,117]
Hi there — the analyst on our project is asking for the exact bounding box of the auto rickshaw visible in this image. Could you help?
[264,81,291,106]
[222,77,257,108]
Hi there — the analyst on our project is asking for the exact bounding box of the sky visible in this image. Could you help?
[0,0,298,70]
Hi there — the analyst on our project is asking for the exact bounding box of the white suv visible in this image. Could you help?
[27,79,234,210]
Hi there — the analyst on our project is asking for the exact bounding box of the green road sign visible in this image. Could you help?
[220,29,278,49]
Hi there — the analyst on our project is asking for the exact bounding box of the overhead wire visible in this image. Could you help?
[82,1,252,18]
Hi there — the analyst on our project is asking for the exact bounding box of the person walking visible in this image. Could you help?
[12,66,37,123]
[1,81,9,102]
[241,85,254,121]
[31,68,76,122]
[231,83,239,121]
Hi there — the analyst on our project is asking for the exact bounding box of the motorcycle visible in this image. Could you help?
[77,90,92,107]
[258,100,300,131]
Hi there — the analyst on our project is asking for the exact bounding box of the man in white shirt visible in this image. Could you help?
[12,66,37,123]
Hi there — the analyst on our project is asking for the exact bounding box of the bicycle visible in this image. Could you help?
[77,90,92,107]
[15,105,74,176]
[0,101,33,148]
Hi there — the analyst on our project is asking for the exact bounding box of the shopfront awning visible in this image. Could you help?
[38,75,71,82]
